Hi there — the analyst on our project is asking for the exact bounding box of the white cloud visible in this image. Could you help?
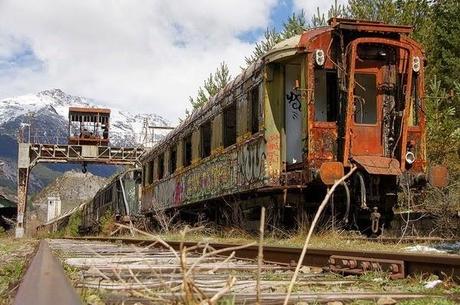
[293,0,348,19]
[0,0,277,123]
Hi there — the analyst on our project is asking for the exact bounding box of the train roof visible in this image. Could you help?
[141,18,419,160]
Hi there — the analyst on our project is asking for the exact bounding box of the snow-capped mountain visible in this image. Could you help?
[0,88,170,146]
[0,89,172,196]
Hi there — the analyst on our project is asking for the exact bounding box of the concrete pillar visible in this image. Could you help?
[16,143,31,238]
[16,167,29,238]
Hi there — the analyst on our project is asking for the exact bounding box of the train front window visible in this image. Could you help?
[314,69,338,122]
[354,73,377,124]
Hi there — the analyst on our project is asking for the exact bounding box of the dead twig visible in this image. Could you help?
[283,166,357,305]
[256,207,266,305]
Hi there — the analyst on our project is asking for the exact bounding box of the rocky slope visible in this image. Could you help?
[28,170,108,224]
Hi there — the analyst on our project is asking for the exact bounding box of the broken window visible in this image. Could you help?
[223,102,237,148]
[142,165,146,186]
[183,134,192,167]
[148,160,154,184]
[169,145,177,174]
[314,69,338,122]
[354,73,377,124]
[158,153,164,180]
[249,86,260,134]
[201,121,212,158]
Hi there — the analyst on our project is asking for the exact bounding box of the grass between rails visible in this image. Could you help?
[143,228,414,253]
[0,237,37,305]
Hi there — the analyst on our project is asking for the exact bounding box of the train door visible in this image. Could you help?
[350,67,383,156]
[284,62,303,165]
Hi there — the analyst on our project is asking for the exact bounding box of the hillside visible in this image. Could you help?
[28,170,108,226]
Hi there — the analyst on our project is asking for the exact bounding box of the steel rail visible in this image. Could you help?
[65,236,460,281]
[13,240,82,305]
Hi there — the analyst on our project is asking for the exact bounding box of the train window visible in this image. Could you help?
[314,69,338,122]
[183,134,192,166]
[142,165,146,186]
[169,145,177,174]
[201,121,212,158]
[158,153,165,179]
[249,86,259,134]
[148,160,154,184]
[223,102,237,147]
[354,73,377,124]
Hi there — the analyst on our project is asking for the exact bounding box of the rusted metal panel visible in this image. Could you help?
[352,156,402,176]
[309,123,338,166]
[319,162,344,185]
[328,18,412,34]
[13,240,82,305]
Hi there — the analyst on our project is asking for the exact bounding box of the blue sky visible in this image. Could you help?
[0,0,344,121]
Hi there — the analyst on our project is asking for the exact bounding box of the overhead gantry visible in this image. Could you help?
[16,107,145,238]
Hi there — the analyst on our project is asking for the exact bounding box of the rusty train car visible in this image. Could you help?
[80,169,141,232]
[139,18,447,234]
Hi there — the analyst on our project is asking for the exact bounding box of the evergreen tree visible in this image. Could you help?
[188,62,231,110]
[429,0,460,90]
[426,77,460,174]
[244,28,281,66]
[281,10,308,39]
[245,11,309,66]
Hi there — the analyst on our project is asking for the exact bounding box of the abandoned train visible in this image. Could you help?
[80,170,141,233]
[78,18,448,235]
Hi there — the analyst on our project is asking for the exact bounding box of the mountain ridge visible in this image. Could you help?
[0,88,169,195]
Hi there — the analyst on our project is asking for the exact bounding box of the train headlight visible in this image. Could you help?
[314,49,325,66]
[412,56,421,73]
[405,151,416,165]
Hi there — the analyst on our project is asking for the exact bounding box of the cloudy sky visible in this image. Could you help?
[0,0,345,123]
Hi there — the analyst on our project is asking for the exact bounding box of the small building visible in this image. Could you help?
[47,196,62,222]
[68,107,111,145]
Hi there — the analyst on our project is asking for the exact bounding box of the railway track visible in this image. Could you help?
[14,237,459,305]
[66,236,460,281]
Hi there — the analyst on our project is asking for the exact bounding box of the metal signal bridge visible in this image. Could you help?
[16,107,144,238]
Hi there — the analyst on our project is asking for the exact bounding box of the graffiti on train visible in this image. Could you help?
[153,153,237,207]
[237,139,266,187]
[183,154,237,202]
